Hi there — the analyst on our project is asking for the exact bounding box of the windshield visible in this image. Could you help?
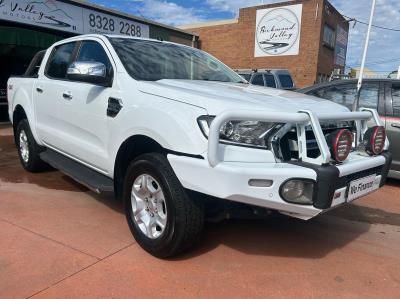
[109,37,244,83]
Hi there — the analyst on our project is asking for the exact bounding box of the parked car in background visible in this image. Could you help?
[235,69,295,90]
[299,78,400,179]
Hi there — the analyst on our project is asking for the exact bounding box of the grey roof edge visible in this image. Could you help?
[60,0,198,37]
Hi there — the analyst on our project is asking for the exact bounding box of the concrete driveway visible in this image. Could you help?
[1,124,400,298]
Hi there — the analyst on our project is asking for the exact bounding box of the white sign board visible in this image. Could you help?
[0,0,149,37]
[82,9,149,37]
[254,4,302,57]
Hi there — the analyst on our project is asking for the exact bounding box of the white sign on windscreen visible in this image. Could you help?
[0,0,149,37]
[254,4,302,57]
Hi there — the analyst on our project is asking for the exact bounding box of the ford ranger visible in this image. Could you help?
[7,35,392,258]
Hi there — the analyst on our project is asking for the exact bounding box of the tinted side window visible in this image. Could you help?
[46,42,76,79]
[278,74,294,88]
[25,51,45,77]
[324,84,357,109]
[359,83,379,110]
[264,74,276,88]
[76,41,111,70]
[392,84,400,117]
[251,74,264,86]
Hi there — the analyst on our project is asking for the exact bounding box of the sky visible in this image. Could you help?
[87,0,400,74]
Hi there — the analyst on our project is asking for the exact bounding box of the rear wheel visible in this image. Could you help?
[16,119,47,172]
[123,153,204,258]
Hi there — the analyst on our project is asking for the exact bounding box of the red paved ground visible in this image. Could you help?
[1,125,399,298]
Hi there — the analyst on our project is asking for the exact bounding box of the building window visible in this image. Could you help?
[323,24,335,49]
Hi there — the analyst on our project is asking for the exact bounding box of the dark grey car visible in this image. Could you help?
[299,79,400,179]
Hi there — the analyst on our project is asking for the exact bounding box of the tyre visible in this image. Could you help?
[15,119,47,172]
[123,153,204,258]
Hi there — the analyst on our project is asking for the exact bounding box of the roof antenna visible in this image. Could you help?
[353,0,376,111]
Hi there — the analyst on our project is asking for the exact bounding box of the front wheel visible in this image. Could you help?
[123,153,204,258]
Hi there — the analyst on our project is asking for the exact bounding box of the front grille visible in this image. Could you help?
[337,165,383,189]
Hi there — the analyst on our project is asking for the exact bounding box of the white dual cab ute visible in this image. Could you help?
[8,34,392,258]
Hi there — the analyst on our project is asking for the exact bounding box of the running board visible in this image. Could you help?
[40,149,114,194]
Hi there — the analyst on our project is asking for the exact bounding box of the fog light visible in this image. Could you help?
[326,129,353,162]
[280,179,314,205]
[363,126,386,155]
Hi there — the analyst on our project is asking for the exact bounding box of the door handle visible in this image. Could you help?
[36,87,43,93]
[391,123,400,129]
[62,92,73,100]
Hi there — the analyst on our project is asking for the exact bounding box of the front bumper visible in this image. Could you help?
[167,152,392,220]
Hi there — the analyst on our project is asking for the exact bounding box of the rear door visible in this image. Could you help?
[385,82,400,172]
[34,41,78,147]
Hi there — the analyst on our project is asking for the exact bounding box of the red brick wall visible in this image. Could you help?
[189,0,347,88]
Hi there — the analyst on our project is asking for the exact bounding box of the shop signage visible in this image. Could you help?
[0,0,149,37]
[254,4,302,57]
[334,25,348,67]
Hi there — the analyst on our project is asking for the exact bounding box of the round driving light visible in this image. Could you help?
[327,129,353,162]
[364,126,386,155]
[280,179,314,205]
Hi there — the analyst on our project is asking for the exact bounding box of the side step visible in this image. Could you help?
[40,149,114,194]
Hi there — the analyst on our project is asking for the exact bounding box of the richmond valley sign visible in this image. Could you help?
[255,4,302,57]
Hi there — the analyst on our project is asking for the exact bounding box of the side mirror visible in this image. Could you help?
[66,61,112,87]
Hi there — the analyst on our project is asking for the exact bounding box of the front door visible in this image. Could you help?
[56,39,115,173]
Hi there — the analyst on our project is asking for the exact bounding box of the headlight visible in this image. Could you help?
[197,115,282,149]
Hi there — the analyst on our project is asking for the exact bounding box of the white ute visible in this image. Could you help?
[7,35,392,258]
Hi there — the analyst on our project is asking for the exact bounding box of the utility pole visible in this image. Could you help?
[352,0,376,111]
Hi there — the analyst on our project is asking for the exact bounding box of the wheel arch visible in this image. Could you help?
[113,134,165,200]
[11,89,42,146]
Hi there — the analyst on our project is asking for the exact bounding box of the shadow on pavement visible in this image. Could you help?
[386,178,400,187]
[174,208,371,260]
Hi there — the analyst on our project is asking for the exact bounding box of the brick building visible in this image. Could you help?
[180,0,349,88]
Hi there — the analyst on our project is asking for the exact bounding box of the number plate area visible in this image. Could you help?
[347,174,380,202]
